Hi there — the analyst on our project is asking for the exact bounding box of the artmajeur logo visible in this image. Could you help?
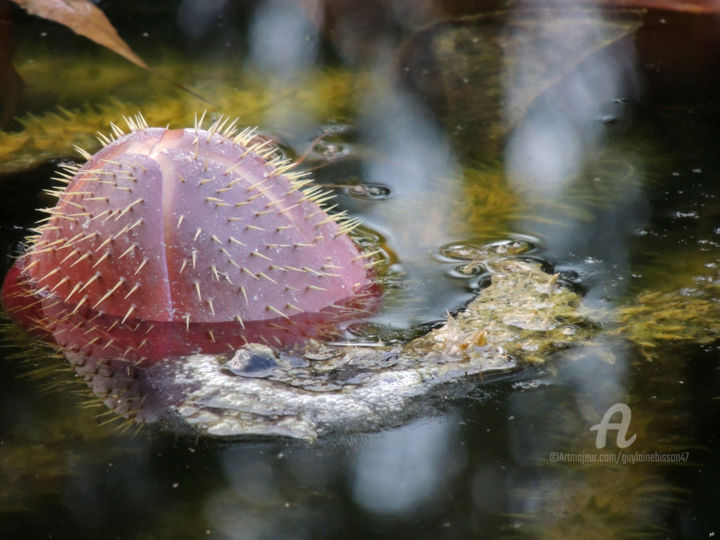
[589,403,637,449]
[548,402,690,465]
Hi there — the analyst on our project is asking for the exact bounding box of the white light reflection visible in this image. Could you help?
[503,5,639,200]
[248,0,321,80]
[351,416,462,516]
[362,90,455,201]
[205,452,285,539]
[505,111,585,193]
[245,0,323,144]
[505,339,634,520]
[502,5,646,524]
[503,5,646,302]
[358,81,458,263]
[355,69,460,325]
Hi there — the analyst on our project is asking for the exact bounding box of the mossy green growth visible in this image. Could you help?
[615,289,720,360]
[453,166,522,235]
[407,257,596,365]
[0,55,366,173]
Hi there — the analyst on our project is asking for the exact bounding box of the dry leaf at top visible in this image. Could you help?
[11,0,148,70]
[573,0,720,13]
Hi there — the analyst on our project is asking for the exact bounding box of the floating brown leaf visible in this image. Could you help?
[527,0,720,14]
[11,0,148,70]
[603,0,720,13]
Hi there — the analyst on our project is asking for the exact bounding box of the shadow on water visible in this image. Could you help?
[1,1,720,538]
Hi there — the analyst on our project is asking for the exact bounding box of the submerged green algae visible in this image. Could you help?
[615,265,720,360]
[0,57,365,174]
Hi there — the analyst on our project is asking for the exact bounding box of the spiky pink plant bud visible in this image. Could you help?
[2,114,377,364]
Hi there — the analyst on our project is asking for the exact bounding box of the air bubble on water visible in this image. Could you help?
[448,263,487,279]
[313,140,347,159]
[319,122,350,135]
[673,210,699,219]
[344,183,392,200]
[437,236,539,262]
[467,274,492,292]
[512,379,545,390]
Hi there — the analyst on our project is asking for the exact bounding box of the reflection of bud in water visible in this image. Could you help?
[2,114,378,367]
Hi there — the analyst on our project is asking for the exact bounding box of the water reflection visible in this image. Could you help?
[248,0,321,79]
[208,455,291,539]
[351,416,463,516]
[506,110,586,194]
[353,62,463,326]
[501,8,645,453]
[507,338,632,470]
[360,83,458,257]
[503,339,684,535]
[177,0,230,40]
[203,416,464,537]
[500,7,679,534]
[504,4,641,207]
[504,7,648,295]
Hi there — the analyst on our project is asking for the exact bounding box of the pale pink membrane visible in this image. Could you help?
[2,127,377,364]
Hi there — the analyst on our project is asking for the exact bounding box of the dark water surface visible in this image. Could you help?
[1,2,720,538]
